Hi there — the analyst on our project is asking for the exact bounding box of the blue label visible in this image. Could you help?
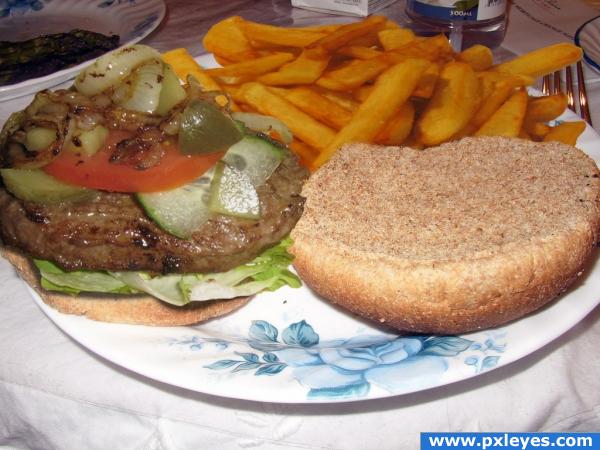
[407,1,479,21]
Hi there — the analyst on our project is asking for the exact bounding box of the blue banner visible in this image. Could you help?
[421,433,600,450]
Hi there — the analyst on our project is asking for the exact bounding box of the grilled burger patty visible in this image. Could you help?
[0,153,307,274]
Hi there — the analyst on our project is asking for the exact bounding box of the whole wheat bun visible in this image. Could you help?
[290,137,600,334]
[1,247,249,326]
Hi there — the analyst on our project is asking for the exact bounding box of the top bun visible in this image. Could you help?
[290,137,600,334]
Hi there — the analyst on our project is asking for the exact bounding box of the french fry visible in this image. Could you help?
[289,138,320,168]
[203,16,259,62]
[378,28,416,50]
[274,86,353,130]
[491,43,583,78]
[543,121,586,146]
[314,58,430,167]
[475,89,529,138]
[457,44,493,71]
[524,93,568,123]
[524,121,551,140]
[415,61,480,146]
[240,21,327,48]
[411,62,441,99]
[317,34,449,92]
[257,46,330,85]
[238,82,337,150]
[205,52,294,77]
[316,57,390,91]
[462,74,531,136]
[374,101,415,145]
[313,87,360,111]
[310,15,387,52]
[337,45,382,60]
[162,48,222,91]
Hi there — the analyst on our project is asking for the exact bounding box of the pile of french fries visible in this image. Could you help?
[162,15,585,170]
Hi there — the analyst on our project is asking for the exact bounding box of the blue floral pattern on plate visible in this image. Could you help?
[170,320,506,400]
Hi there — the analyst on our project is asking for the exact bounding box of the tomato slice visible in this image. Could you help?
[44,131,223,192]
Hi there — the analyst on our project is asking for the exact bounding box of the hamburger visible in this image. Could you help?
[0,45,307,326]
[290,137,600,334]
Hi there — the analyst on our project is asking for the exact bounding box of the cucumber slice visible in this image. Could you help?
[222,135,284,187]
[136,171,213,239]
[1,169,97,204]
[208,161,260,220]
[137,134,285,238]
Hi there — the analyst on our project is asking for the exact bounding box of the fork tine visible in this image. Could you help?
[542,74,551,95]
[576,61,592,127]
[552,70,562,95]
[565,66,576,112]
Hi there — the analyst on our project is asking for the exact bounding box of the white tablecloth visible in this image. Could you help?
[1,1,600,448]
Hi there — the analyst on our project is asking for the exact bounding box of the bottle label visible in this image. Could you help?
[406,0,506,22]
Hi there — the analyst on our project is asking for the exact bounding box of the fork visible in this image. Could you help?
[542,60,593,127]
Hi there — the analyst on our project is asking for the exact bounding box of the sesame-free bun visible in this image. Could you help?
[290,137,600,334]
[1,247,249,326]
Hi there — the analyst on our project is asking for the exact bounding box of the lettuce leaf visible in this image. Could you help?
[34,238,300,306]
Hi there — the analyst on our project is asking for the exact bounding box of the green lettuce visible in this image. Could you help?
[34,238,301,306]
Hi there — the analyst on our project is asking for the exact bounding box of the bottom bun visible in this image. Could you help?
[1,247,249,326]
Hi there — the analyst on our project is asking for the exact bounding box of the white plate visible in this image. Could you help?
[0,0,166,101]
[4,53,600,403]
[575,15,600,73]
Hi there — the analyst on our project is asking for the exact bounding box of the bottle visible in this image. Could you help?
[405,0,508,51]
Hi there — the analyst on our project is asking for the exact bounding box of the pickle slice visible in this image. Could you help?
[208,161,260,220]
[1,169,97,204]
[179,99,243,154]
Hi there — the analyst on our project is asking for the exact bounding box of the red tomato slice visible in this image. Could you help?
[44,131,223,192]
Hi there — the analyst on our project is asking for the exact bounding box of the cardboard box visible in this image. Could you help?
[291,0,400,17]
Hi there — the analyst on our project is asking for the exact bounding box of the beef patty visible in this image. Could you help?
[0,153,307,273]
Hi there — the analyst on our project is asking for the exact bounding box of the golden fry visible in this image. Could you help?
[524,121,551,140]
[238,82,336,150]
[543,121,586,146]
[310,15,386,52]
[162,48,220,90]
[240,21,327,48]
[411,62,440,99]
[457,44,493,71]
[313,87,360,111]
[316,57,389,91]
[337,45,382,60]
[374,101,416,146]
[206,52,294,77]
[289,138,320,168]
[258,47,330,85]
[203,16,258,62]
[378,28,416,50]
[314,58,430,167]
[415,61,480,146]
[276,86,353,130]
[524,94,568,123]
[462,74,531,135]
[491,43,583,78]
[475,89,529,138]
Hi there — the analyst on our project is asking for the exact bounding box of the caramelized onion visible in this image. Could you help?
[74,45,160,96]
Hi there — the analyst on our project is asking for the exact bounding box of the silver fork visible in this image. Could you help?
[542,60,593,127]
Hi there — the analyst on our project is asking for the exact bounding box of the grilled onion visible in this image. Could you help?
[74,45,160,96]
